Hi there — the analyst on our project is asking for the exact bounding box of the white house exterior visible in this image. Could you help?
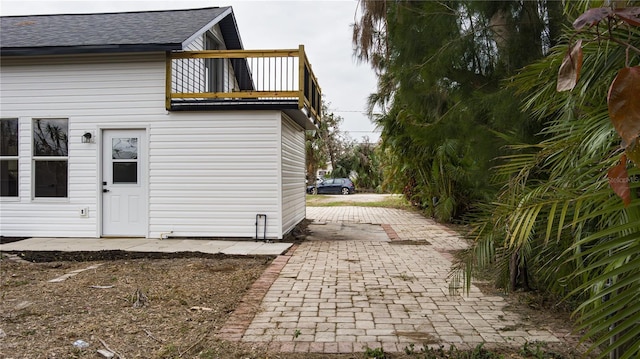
[0,7,321,240]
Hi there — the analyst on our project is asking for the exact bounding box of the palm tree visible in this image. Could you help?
[458,2,640,357]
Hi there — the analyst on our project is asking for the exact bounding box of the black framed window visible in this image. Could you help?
[33,119,68,198]
[1,118,19,197]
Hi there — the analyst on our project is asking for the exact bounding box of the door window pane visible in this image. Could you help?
[33,119,68,156]
[112,138,138,159]
[113,162,137,183]
[1,119,18,156]
[1,160,18,197]
[34,161,68,197]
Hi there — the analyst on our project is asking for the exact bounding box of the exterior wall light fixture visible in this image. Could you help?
[82,132,93,143]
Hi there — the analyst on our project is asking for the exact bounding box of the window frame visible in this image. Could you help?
[0,118,19,199]
[32,118,69,200]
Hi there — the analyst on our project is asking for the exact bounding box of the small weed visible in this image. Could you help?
[22,329,36,336]
[420,344,448,358]
[470,343,503,359]
[4,279,30,287]
[499,324,519,331]
[520,341,549,359]
[418,343,504,359]
[70,347,83,356]
[364,346,386,359]
[397,272,413,281]
[404,343,416,355]
[293,329,301,339]
[159,343,180,356]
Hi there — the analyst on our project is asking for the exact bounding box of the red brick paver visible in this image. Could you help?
[217,244,299,341]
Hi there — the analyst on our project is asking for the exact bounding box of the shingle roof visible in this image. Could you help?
[0,7,240,56]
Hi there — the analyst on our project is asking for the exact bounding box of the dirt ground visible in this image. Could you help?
[0,248,592,359]
[1,252,273,358]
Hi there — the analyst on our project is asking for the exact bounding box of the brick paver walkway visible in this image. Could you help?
[219,206,561,353]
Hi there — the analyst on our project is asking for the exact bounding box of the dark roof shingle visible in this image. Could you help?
[1,7,234,55]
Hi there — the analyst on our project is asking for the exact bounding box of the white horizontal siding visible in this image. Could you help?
[0,55,165,238]
[1,52,287,239]
[148,111,281,239]
[280,114,306,235]
[185,34,205,51]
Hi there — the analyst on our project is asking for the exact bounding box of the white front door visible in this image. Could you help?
[102,129,147,237]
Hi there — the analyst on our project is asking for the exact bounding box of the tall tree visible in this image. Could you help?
[354,0,562,221]
[331,138,384,191]
[305,103,352,182]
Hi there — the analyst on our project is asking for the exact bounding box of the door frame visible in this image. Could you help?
[96,126,150,238]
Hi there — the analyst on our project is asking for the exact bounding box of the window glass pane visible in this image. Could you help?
[1,119,18,156]
[35,161,68,197]
[112,138,138,159]
[0,160,18,197]
[33,119,68,156]
[113,162,137,183]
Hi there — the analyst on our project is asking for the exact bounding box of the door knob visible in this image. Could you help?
[103,189,110,193]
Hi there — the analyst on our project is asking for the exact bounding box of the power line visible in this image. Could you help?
[344,130,382,133]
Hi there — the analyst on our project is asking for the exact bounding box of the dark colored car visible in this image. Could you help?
[307,178,356,195]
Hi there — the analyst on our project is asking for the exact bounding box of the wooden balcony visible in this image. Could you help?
[166,45,322,128]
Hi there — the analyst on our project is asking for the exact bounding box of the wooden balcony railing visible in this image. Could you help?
[166,45,322,122]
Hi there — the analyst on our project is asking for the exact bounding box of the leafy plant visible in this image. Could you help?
[364,346,386,359]
[455,2,640,358]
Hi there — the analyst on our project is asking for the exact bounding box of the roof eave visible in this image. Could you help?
[181,7,233,49]
[219,8,244,50]
[0,43,182,57]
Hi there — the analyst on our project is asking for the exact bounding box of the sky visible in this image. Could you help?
[0,0,381,142]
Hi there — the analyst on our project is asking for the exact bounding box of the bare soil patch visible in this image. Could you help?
[1,253,277,358]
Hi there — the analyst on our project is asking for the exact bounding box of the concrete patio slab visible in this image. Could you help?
[0,237,292,256]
